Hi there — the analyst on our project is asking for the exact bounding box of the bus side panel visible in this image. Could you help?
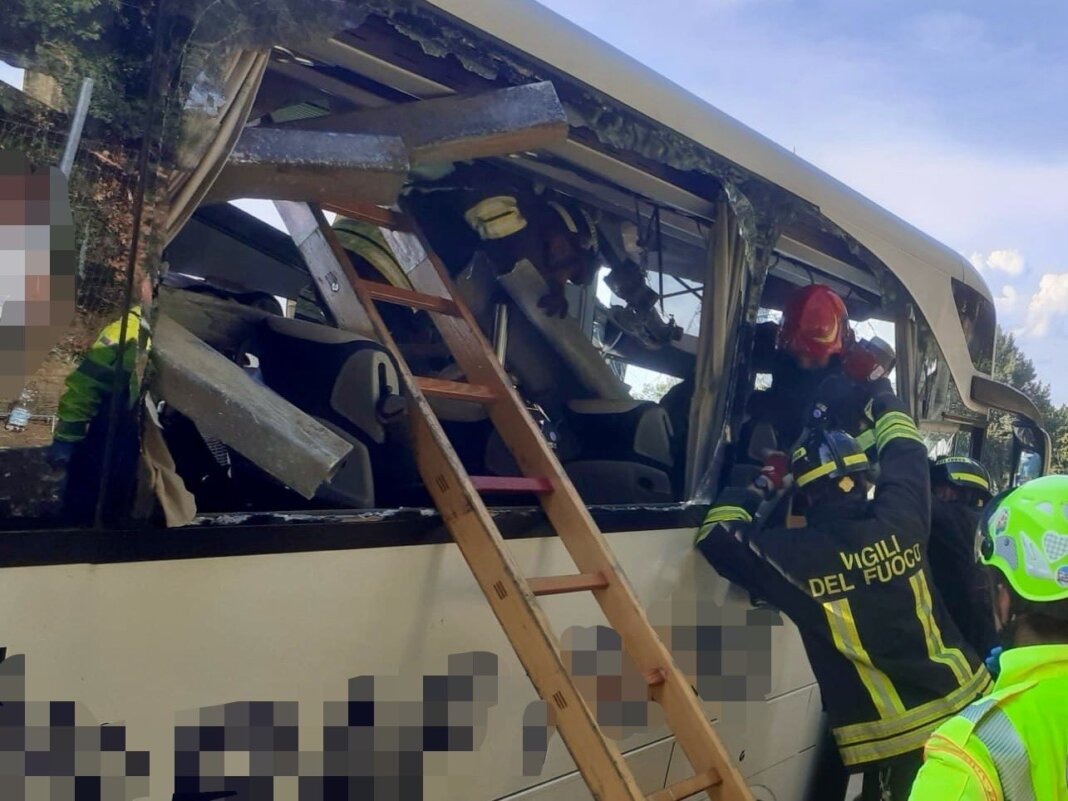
[0,528,820,800]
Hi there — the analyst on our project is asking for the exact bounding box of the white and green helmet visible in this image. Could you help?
[978,474,1068,603]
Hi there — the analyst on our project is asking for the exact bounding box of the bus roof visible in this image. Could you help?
[416,0,991,408]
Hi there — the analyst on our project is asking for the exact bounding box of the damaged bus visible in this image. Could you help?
[0,1,1050,799]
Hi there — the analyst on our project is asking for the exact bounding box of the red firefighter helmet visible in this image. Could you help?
[779,284,851,366]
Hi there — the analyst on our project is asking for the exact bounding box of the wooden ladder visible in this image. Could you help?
[316,201,754,801]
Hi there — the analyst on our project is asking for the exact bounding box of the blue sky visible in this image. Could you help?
[536,0,1068,401]
[0,63,20,91]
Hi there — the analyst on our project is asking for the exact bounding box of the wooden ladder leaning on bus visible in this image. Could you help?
[279,197,755,801]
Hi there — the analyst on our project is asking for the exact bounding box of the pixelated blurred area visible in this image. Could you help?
[0,651,151,801]
[564,626,664,740]
[652,592,779,704]
[522,587,780,777]
[521,624,663,778]
[0,82,141,447]
[175,652,498,801]
[175,701,300,799]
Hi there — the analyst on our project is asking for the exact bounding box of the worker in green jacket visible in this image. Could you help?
[49,307,148,524]
[909,474,1068,801]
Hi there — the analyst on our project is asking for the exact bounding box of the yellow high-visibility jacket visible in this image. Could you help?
[909,643,1068,800]
[54,308,148,444]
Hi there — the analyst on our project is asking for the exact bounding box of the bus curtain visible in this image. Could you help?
[162,49,270,246]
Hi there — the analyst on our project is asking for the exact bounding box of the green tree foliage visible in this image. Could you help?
[629,371,682,402]
[0,0,155,135]
[982,327,1068,488]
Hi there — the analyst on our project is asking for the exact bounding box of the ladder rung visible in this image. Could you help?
[647,769,722,801]
[469,475,553,494]
[415,377,498,404]
[358,281,460,316]
[527,572,609,597]
[320,200,405,230]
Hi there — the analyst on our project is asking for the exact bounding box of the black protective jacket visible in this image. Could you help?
[928,499,998,658]
[741,352,876,466]
[696,390,991,769]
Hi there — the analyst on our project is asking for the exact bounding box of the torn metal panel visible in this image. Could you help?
[205,127,410,205]
[284,81,569,166]
[150,314,353,499]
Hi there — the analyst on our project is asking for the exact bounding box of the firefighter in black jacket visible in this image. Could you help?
[739,286,886,483]
[928,456,998,659]
[742,285,853,457]
[696,379,991,800]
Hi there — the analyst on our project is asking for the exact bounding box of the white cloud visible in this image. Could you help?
[995,283,1019,313]
[1026,273,1068,337]
[987,249,1026,275]
[969,249,1025,276]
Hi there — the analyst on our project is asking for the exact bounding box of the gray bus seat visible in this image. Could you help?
[559,399,675,504]
[255,316,404,508]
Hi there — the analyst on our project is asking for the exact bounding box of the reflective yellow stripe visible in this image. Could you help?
[797,453,868,487]
[949,471,990,490]
[878,423,921,440]
[833,667,992,746]
[838,717,943,766]
[876,410,914,429]
[910,572,973,687]
[823,598,905,720]
[881,425,923,440]
[694,506,751,545]
[464,196,527,240]
[703,506,752,524]
[875,410,923,452]
[796,460,837,487]
[856,429,876,451]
